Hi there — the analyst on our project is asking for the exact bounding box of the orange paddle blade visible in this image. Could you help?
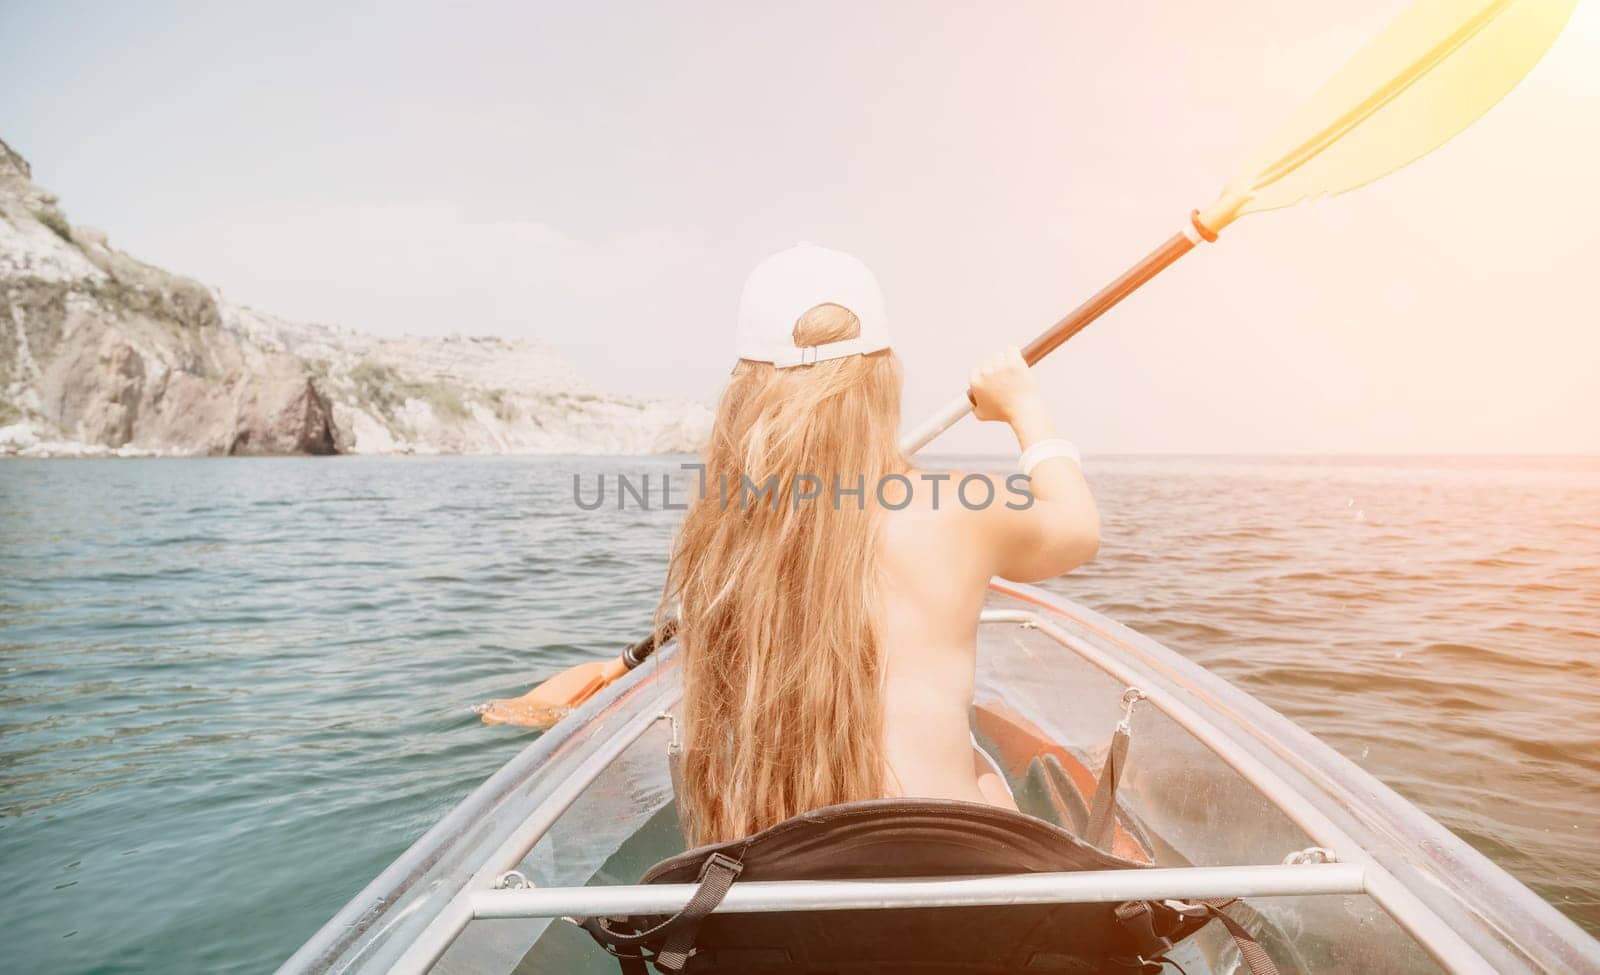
[475,655,630,728]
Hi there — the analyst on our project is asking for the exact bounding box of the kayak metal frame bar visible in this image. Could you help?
[376,605,1510,975]
[470,862,1366,920]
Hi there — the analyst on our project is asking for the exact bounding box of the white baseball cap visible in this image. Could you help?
[735,243,891,368]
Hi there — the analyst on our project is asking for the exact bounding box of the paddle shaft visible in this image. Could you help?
[1022,230,1198,366]
[902,223,1202,456]
[624,219,1205,673]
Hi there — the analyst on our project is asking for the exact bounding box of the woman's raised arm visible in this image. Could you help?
[967,346,1100,583]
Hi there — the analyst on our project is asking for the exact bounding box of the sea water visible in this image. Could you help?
[1,455,1595,973]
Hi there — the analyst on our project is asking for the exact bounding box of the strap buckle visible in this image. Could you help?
[700,851,744,881]
[1161,898,1211,918]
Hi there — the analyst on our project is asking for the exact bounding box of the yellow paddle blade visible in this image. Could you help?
[1200,0,1576,232]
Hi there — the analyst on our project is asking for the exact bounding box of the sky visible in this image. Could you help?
[2,0,1596,454]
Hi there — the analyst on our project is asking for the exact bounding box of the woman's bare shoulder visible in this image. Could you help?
[876,469,1013,597]
[880,468,1015,547]
[895,468,1025,513]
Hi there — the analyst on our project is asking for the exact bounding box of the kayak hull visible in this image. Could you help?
[280,583,1600,975]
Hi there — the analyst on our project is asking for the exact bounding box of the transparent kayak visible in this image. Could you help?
[279,582,1600,974]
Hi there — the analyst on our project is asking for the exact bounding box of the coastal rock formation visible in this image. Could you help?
[0,139,711,457]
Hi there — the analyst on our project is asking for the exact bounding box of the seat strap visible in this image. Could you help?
[580,852,743,974]
[1113,899,1281,975]
[654,852,742,971]
[1085,688,1143,850]
[1083,722,1129,849]
[1199,902,1281,975]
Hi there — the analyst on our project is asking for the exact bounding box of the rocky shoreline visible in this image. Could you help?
[0,138,711,459]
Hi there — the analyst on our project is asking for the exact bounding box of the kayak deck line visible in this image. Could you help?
[284,585,1600,975]
[468,862,1368,920]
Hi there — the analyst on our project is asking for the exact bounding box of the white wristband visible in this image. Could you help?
[1018,438,1081,476]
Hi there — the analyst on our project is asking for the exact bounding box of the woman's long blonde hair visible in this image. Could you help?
[661,303,904,846]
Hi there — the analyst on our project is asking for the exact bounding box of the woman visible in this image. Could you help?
[668,243,1101,846]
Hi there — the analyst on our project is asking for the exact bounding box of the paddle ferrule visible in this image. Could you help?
[623,618,680,670]
[1186,209,1219,244]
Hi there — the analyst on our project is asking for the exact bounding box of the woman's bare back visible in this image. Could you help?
[876,487,1013,806]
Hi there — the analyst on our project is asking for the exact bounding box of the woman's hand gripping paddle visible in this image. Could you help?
[482,0,1575,729]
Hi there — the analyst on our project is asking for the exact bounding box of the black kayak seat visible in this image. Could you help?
[581,798,1272,974]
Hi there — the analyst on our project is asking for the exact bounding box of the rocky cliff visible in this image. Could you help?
[0,140,712,457]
